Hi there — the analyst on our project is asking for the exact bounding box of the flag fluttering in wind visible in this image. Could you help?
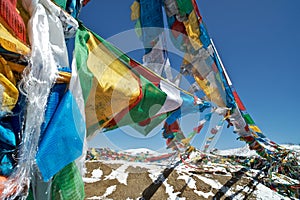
[0,0,299,199]
[74,24,210,137]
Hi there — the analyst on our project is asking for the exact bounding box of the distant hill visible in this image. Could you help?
[212,145,258,157]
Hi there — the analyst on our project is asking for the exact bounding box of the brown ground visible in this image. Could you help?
[84,161,263,200]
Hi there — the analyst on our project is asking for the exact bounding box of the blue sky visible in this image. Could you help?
[78,0,300,151]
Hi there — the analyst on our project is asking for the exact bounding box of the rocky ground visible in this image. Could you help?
[83,147,299,199]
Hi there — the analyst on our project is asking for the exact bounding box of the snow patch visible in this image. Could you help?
[83,168,103,183]
[215,145,258,157]
[122,148,161,156]
[193,174,223,190]
[163,179,182,199]
[177,174,197,189]
[282,144,300,152]
[82,177,100,183]
[254,183,290,200]
[105,164,129,185]
[92,169,103,179]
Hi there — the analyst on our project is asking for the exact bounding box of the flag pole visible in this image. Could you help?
[210,39,233,86]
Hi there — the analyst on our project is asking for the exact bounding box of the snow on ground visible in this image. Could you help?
[84,158,290,200]
[254,184,291,200]
[92,169,103,179]
[84,145,300,199]
[104,163,129,185]
[282,144,300,159]
[214,144,300,158]
[83,177,100,183]
[214,145,258,157]
[282,144,300,151]
[177,172,215,199]
[121,148,162,156]
[83,168,103,183]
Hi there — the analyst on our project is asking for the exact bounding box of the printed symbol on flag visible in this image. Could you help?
[211,128,218,134]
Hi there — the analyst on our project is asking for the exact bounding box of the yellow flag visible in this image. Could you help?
[130,1,140,21]
[0,56,18,111]
[249,125,262,133]
[0,23,30,55]
[183,11,202,50]
[79,30,141,134]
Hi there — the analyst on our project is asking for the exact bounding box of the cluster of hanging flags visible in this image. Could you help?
[0,0,298,199]
[130,0,299,197]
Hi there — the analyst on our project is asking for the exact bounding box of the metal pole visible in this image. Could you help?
[210,39,233,86]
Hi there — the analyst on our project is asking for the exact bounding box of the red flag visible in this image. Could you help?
[233,91,246,111]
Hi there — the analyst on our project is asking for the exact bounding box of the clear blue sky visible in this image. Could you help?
[78,0,300,151]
